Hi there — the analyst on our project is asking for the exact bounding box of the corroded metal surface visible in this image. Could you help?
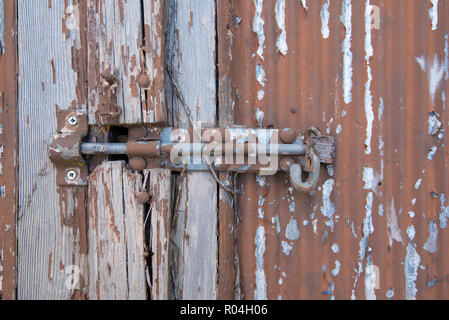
[219,0,449,300]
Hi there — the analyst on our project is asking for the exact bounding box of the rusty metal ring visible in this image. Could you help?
[289,148,320,193]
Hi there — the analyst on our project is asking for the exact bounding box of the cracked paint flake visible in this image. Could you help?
[341,0,353,104]
[321,0,330,39]
[300,0,308,11]
[254,226,267,300]
[429,0,439,31]
[275,0,288,56]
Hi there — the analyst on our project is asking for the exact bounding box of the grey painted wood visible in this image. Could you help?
[149,169,171,300]
[17,0,87,299]
[167,0,218,300]
[87,161,146,300]
[142,0,167,124]
[87,0,143,125]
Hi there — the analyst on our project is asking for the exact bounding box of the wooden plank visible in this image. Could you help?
[87,0,143,126]
[142,0,167,125]
[87,161,146,300]
[216,0,238,300]
[0,0,18,300]
[17,0,89,300]
[167,0,218,300]
[149,169,171,300]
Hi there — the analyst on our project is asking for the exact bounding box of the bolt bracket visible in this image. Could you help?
[48,108,88,186]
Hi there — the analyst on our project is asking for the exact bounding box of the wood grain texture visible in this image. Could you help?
[142,0,167,125]
[87,161,146,300]
[167,0,218,300]
[87,0,143,125]
[17,0,89,300]
[149,169,171,300]
[216,0,238,299]
[0,0,18,300]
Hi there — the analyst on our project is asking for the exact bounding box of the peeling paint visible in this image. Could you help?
[341,0,353,104]
[429,0,439,31]
[416,55,446,105]
[321,0,330,39]
[428,111,442,136]
[439,194,448,229]
[445,34,448,80]
[423,220,438,254]
[285,218,300,241]
[365,256,377,300]
[272,215,281,234]
[331,261,341,277]
[360,192,374,260]
[321,179,336,232]
[386,289,395,299]
[415,178,422,190]
[427,146,437,160]
[281,241,293,256]
[253,0,265,59]
[256,64,266,87]
[387,199,404,246]
[300,0,308,11]
[331,243,340,254]
[363,167,380,196]
[254,226,267,300]
[275,0,288,56]
[364,0,374,155]
[405,226,421,300]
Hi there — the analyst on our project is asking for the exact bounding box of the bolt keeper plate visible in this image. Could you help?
[48,108,89,186]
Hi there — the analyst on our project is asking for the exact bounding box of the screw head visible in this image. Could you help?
[66,170,78,180]
[67,116,78,126]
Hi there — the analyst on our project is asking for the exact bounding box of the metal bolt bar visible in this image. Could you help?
[80,142,307,156]
[81,143,127,155]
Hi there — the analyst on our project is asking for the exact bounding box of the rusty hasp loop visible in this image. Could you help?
[289,148,321,193]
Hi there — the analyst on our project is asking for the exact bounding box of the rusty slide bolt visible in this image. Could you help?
[289,148,320,193]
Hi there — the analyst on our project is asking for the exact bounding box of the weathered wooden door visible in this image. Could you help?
[1,0,449,301]
[5,0,219,300]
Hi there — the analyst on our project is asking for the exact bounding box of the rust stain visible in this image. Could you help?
[218,0,449,300]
